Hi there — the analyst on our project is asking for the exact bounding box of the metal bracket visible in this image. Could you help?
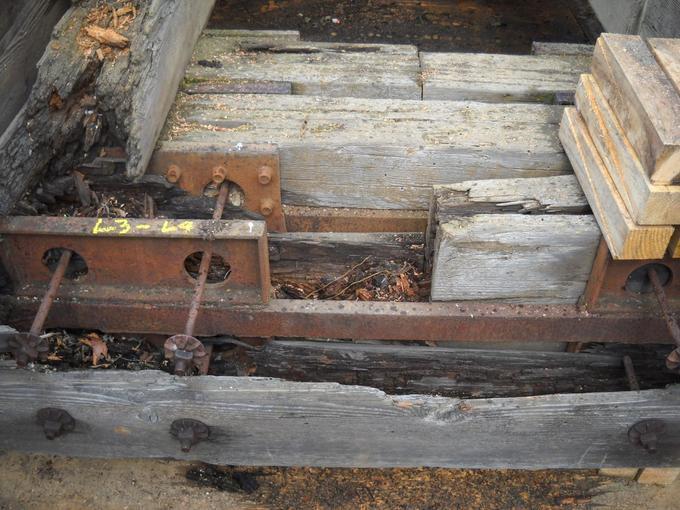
[0,216,270,306]
[148,144,286,232]
[580,239,680,313]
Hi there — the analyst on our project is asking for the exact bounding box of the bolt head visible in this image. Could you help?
[212,166,227,184]
[166,165,181,183]
[258,165,273,185]
[260,198,275,216]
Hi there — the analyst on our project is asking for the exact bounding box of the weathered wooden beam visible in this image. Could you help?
[161,95,570,209]
[0,0,70,137]
[0,0,215,216]
[420,52,589,103]
[239,340,676,398]
[559,107,673,259]
[648,38,680,95]
[575,74,680,225]
[531,42,594,56]
[1,364,678,468]
[431,213,600,303]
[591,34,680,184]
[282,205,428,233]
[186,35,421,99]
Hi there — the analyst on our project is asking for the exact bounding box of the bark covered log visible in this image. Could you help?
[0,0,215,216]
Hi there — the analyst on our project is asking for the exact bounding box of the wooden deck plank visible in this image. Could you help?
[648,37,680,95]
[1,364,678,468]
[430,214,600,303]
[575,74,680,225]
[160,94,570,209]
[591,34,680,184]
[559,108,674,259]
[531,42,594,56]
[186,34,420,99]
[421,52,589,103]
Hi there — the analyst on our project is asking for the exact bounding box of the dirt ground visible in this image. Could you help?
[5,451,680,510]
[210,0,600,53]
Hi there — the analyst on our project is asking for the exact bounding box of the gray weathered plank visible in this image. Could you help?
[560,107,674,259]
[0,0,70,137]
[591,33,680,184]
[421,52,590,103]
[242,340,677,398]
[160,94,570,209]
[186,35,421,99]
[648,37,680,95]
[531,42,594,56]
[431,214,600,303]
[0,364,678,468]
[425,175,589,268]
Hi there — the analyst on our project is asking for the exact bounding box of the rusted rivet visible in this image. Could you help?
[37,407,75,440]
[212,166,227,184]
[258,165,273,185]
[628,419,666,452]
[260,198,275,217]
[164,334,209,376]
[170,418,210,452]
[166,165,182,183]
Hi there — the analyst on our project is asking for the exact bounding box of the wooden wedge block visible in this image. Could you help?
[575,74,680,225]
[669,230,680,258]
[559,108,674,259]
[591,34,680,184]
[648,38,680,95]
[421,52,589,103]
[431,214,600,303]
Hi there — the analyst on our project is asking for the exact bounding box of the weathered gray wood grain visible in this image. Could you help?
[240,340,678,398]
[420,52,590,103]
[591,33,680,184]
[531,42,594,56]
[0,0,70,136]
[161,94,570,209]
[0,364,678,468]
[431,214,600,303]
[186,35,421,99]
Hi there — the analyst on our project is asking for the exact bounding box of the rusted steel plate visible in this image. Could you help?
[581,239,680,313]
[5,298,675,345]
[0,217,270,305]
[148,144,286,232]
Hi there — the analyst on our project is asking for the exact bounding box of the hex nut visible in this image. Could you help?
[166,165,182,183]
[258,165,273,185]
[260,198,275,216]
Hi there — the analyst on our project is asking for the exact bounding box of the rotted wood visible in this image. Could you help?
[1,363,679,468]
[0,0,215,216]
[0,0,70,137]
[231,340,679,398]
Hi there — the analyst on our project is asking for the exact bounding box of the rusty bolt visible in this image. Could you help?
[170,418,210,452]
[212,166,228,184]
[37,408,75,440]
[628,419,666,452]
[258,165,273,185]
[260,198,275,217]
[166,165,182,183]
[164,334,209,376]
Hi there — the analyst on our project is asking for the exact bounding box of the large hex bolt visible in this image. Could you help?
[260,198,275,217]
[628,419,666,452]
[170,418,210,452]
[212,166,227,185]
[257,165,273,185]
[37,408,75,440]
[164,334,209,376]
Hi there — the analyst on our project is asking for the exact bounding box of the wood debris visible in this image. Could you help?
[83,25,129,48]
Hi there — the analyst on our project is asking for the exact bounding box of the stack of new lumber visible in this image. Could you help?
[559,33,680,260]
